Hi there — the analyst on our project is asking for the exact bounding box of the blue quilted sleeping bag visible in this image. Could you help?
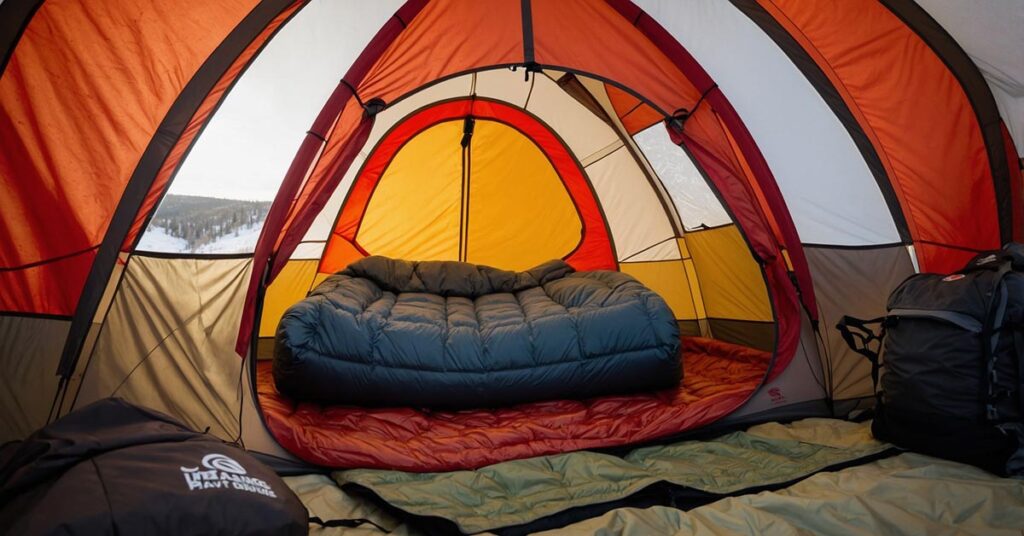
[273,256,681,409]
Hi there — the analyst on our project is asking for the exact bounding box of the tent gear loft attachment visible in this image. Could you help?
[340,79,387,117]
[667,83,718,132]
[460,116,475,148]
[363,97,387,117]
[835,316,886,390]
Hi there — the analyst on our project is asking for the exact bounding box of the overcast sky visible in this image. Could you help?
[167,1,401,201]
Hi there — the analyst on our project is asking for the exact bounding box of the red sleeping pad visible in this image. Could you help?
[257,337,771,471]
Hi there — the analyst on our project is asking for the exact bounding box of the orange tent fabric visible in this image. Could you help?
[257,337,770,471]
[0,0,259,315]
[755,0,1002,272]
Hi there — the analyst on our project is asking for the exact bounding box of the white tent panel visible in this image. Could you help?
[474,68,533,108]
[622,238,682,263]
[289,241,326,260]
[524,72,620,161]
[917,0,1024,153]
[585,147,677,261]
[638,0,902,246]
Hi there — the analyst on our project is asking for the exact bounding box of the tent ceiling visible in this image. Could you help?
[917,0,1024,153]
[637,0,902,246]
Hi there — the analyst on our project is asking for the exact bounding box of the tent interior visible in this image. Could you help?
[242,66,792,469]
[1,0,1023,531]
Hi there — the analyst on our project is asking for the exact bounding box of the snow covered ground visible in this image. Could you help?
[194,223,263,254]
[137,223,263,254]
[136,226,189,253]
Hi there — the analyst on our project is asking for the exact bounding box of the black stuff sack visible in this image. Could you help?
[0,398,308,535]
[837,243,1024,476]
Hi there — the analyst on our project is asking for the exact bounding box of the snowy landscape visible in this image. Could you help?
[136,195,270,254]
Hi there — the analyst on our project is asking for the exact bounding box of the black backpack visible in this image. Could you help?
[837,243,1024,476]
[0,398,308,535]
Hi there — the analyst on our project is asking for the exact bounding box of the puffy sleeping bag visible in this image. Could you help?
[274,256,681,408]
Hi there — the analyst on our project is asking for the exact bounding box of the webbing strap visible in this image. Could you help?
[308,515,391,532]
[835,316,886,392]
[983,261,1014,422]
[1014,324,1024,419]
[457,115,475,262]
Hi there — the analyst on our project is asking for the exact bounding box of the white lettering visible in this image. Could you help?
[179,453,278,499]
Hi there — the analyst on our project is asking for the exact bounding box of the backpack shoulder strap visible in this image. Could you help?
[1014,324,1024,420]
[982,260,1014,422]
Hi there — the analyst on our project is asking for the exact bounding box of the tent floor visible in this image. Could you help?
[256,337,770,471]
[286,418,1024,535]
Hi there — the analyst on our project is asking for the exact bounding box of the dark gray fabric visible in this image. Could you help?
[274,257,681,408]
[872,244,1024,475]
[0,398,307,535]
[883,265,1023,422]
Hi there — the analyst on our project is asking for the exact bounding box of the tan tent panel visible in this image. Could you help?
[72,255,252,439]
[0,316,68,442]
[585,146,677,261]
[804,245,916,401]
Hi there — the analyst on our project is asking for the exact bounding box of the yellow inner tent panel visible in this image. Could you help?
[356,119,582,270]
[259,260,319,338]
[619,260,697,320]
[685,225,773,322]
[357,121,464,261]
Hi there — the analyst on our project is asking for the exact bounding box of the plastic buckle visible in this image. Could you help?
[986,404,1000,421]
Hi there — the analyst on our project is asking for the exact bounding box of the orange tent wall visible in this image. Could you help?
[605,84,662,135]
[120,1,306,253]
[755,0,1004,272]
[0,0,261,316]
